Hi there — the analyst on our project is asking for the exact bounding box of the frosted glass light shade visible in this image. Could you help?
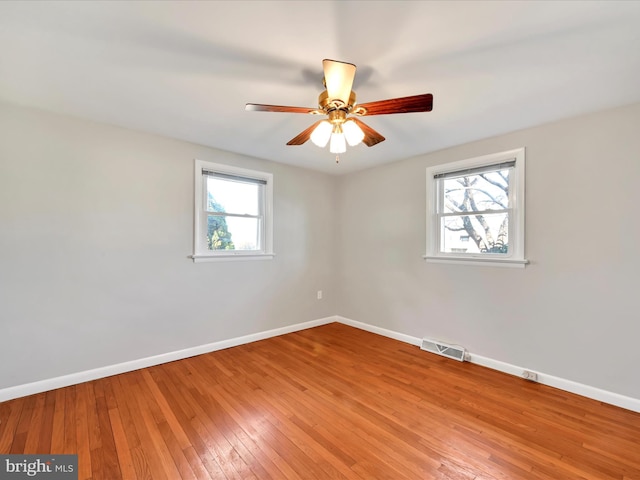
[343,119,364,146]
[329,132,346,154]
[310,121,332,147]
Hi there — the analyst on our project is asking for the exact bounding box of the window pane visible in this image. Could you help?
[207,214,260,251]
[443,168,510,214]
[206,177,260,215]
[441,212,508,254]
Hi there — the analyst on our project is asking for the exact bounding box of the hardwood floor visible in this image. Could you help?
[1,322,639,479]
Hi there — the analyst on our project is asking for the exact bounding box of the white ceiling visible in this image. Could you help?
[2,1,640,175]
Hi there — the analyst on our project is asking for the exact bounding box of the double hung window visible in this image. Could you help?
[193,160,273,262]
[425,148,527,267]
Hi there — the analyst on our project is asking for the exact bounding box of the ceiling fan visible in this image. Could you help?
[245,59,433,160]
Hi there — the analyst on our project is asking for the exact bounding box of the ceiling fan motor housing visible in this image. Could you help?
[319,90,356,113]
[318,90,357,128]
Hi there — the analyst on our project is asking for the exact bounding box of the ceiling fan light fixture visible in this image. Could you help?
[310,120,332,147]
[343,119,365,146]
[329,126,346,154]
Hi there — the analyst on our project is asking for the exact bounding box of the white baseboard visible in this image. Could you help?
[3,315,639,414]
[467,353,640,413]
[335,316,640,413]
[337,316,422,347]
[0,316,337,403]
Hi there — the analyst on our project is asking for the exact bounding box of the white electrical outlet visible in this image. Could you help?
[522,370,538,382]
[317,290,323,300]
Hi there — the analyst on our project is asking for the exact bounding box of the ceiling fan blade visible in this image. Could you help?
[356,93,433,116]
[245,103,317,114]
[286,120,324,146]
[351,118,385,147]
[323,59,356,105]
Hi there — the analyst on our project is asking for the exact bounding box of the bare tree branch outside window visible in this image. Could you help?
[441,168,510,254]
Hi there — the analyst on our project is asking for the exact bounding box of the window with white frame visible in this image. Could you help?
[425,148,527,267]
[193,160,273,262]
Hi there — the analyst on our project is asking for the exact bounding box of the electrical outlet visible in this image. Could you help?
[317,290,323,300]
[522,370,538,382]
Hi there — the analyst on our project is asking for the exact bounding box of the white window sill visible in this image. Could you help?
[423,255,528,268]
[191,253,275,263]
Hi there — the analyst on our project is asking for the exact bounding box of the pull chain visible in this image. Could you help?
[335,155,340,164]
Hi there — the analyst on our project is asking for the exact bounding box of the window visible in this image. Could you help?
[425,148,527,267]
[193,160,273,262]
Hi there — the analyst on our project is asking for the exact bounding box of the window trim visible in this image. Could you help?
[192,159,274,263]
[424,148,528,268]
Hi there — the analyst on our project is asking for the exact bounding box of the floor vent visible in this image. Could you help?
[420,338,466,362]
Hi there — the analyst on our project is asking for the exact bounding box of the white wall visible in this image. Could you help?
[0,102,337,389]
[2,100,640,404]
[337,102,640,400]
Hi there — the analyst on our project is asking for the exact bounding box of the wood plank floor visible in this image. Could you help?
[1,322,639,479]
